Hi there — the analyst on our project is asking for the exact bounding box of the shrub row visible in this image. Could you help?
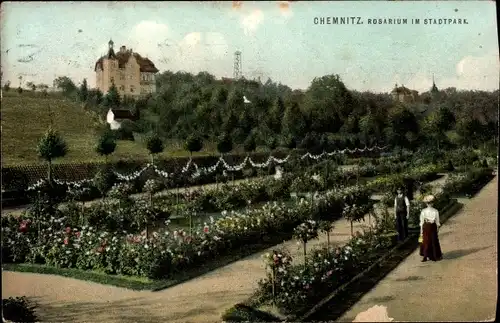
[1,149,358,207]
[365,163,441,193]
[22,160,412,235]
[1,151,287,191]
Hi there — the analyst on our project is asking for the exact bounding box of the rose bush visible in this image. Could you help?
[255,229,395,315]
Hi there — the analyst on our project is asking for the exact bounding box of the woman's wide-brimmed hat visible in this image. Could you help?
[423,195,435,203]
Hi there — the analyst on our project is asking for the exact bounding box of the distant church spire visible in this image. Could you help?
[431,73,439,93]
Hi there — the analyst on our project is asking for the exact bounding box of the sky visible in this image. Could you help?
[1,1,498,93]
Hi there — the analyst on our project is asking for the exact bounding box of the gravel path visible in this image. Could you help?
[337,175,498,322]
[1,174,448,323]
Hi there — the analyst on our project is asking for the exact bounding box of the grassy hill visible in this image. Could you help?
[1,92,249,167]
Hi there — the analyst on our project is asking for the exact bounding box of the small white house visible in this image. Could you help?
[106,108,137,130]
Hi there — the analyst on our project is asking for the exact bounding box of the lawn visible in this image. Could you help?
[1,92,258,166]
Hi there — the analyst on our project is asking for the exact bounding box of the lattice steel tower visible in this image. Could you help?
[233,50,242,80]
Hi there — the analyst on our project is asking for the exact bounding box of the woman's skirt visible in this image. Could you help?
[419,222,442,261]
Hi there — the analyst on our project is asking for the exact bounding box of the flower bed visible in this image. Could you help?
[11,160,406,236]
[441,168,494,198]
[365,163,440,193]
[1,184,372,280]
[221,170,494,321]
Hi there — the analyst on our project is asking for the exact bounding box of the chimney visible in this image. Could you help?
[120,46,126,53]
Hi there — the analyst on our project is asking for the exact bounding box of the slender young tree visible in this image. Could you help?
[145,133,164,165]
[37,127,68,183]
[95,128,117,163]
[184,134,203,157]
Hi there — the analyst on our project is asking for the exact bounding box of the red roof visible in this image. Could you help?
[95,49,159,73]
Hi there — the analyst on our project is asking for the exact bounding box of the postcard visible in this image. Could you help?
[1,1,497,323]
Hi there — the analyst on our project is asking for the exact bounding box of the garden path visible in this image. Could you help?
[337,175,498,322]
[2,174,448,323]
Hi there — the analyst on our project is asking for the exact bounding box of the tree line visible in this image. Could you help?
[52,71,498,153]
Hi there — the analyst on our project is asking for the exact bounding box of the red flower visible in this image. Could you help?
[63,237,69,245]
[203,226,209,233]
[75,231,81,238]
[19,223,27,233]
[65,227,71,234]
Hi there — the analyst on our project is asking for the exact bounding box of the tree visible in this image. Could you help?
[79,78,89,102]
[435,106,455,131]
[37,83,49,96]
[279,135,296,149]
[37,127,68,183]
[243,134,257,154]
[103,82,121,108]
[145,133,164,164]
[222,110,238,134]
[216,132,233,156]
[302,74,355,132]
[87,89,104,106]
[299,132,320,154]
[388,107,419,148]
[184,134,203,157]
[54,76,77,96]
[282,102,306,139]
[456,118,483,147]
[95,129,117,162]
[266,136,278,152]
[2,81,10,92]
[268,97,285,134]
[26,82,36,92]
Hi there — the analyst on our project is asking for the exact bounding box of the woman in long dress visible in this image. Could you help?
[419,195,443,262]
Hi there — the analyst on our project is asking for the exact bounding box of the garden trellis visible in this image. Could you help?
[25,145,387,191]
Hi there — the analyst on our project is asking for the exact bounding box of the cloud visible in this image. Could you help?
[126,21,170,59]
[241,9,264,36]
[174,31,230,75]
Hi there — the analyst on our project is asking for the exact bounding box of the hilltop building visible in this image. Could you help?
[391,84,419,103]
[94,39,159,97]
